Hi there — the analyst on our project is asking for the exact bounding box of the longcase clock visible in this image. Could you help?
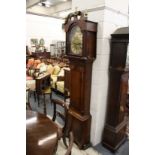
[63,11,97,149]
[102,27,129,151]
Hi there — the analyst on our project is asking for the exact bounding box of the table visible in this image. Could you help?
[35,73,52,114]
[26,73,52,114]
[35,73,51,93]
[26,110,58,155]
[26,87,32,110]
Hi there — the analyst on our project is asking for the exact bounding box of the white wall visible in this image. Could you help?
[26,14,65,51]
[72,0,105,11]
[72,0,128,15]
[72,0,129,146]
[105,0,129,14]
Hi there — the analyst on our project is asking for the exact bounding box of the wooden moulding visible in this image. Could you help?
[102,119,127,152]
[67,109,92,149]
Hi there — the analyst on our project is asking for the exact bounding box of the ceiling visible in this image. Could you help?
[26,0,72,19]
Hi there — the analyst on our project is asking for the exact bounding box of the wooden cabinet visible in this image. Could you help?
[64,11,97,149]
[102,27,129,151]
[32,52,51,59]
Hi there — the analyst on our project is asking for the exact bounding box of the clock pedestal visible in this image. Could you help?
[64,11,97,149]
[67,109,91,149]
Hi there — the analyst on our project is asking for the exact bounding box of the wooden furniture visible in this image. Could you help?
[51,99,74,155]
[121,72,129,137]
[36,73,52,114]
[64,69,71,101]
[26,87,32,110]
[102,27,129,151]
[26,79,37,103]
[64,11,97,149]
[50,41,65,57]
[54,69,71,101]
[120,72,129,116]
[32,52,51,59]
[26,110,58,155]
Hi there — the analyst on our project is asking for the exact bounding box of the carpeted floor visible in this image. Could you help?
[28,91,129,155]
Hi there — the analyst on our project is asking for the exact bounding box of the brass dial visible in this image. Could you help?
[70,26,83,55]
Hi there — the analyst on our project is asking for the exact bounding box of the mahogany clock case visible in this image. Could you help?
[65,17,97,60]
[102,27,129,152]
[64,11,97,149]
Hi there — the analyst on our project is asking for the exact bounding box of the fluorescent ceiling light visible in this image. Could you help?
[38,0,53,7]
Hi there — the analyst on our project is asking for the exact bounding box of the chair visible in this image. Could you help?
[50,65,62,89]
[51,99,74,155]
[55,68,70,102]
[27,58,34,68]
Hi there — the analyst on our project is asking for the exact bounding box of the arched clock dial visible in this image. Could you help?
[69,26,83,55]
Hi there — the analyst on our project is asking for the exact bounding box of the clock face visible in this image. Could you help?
[69,26,83,55]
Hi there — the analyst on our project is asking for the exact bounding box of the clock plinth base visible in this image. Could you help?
[102,119,127,152]
[79,142,92,150]
[102,136,127,152]
[66,109,91,149]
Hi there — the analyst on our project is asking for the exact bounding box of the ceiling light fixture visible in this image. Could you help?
[38,0,53,8]
[43,1,52,5]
